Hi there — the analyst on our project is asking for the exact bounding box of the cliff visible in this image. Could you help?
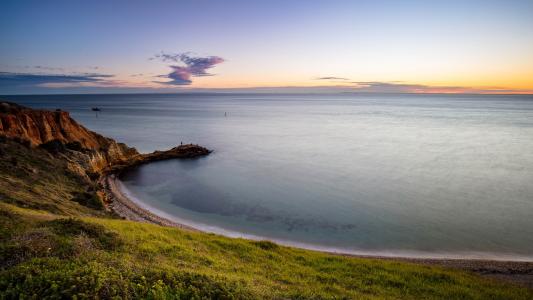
[1,102,121,150]
[0,101,211,177]
[0,101,139,175]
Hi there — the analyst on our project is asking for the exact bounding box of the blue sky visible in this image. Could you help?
[1,0,533,94]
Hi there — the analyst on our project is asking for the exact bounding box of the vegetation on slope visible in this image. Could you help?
[1,139,531,299]
[0,138,105,216]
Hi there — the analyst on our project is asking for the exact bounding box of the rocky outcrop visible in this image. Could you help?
[0,101,139,175]
[0,101,211,178]
[106,144,211,175]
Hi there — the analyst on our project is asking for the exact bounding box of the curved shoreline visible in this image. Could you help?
[104,174,533,288]
[103,175,197,230]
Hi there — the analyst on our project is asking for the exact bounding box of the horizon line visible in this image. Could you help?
[2,91,533,97]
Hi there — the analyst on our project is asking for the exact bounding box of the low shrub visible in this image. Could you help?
[253,240,279,251]
[71,192,104,210]
[65,141,83,152]
[40,139,66,153]
[47,218,122,251]
[0,258,251,299]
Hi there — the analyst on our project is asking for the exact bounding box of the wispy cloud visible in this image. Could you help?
[152,52,224,85]
[346,81,533,94]
[316,76,349,81]
[352,81,469,93]
[33,66,65,72]
[315,78,472,93]
[0,72,115,88]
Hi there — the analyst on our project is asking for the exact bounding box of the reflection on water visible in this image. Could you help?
[9,93,533,259]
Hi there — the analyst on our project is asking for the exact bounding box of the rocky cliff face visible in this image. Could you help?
[0,101,139,175]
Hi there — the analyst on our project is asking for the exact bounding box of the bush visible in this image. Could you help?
[40,139,66,153]
[71,191,104,210]
[0,228,59,268]
[65,141,83,152]
[253,240,279,251]
[86,171,100,181]
[0,258,251,299]
[47,218,122,251]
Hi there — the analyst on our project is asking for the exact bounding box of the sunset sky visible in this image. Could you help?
[1,0,533,94]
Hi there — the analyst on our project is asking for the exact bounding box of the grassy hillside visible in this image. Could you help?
[0,138,106,216]
[1,139,531,299]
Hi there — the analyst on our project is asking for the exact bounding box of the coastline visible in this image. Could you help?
[3,101,531,297]
[105,174,533,288]
[103,175,196,230]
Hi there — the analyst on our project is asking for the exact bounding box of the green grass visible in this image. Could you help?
[1,139,531,299]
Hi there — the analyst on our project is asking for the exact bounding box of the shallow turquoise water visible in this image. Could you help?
[8,93,533,259]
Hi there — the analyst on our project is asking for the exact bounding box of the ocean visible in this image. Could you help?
[6,93,533,259]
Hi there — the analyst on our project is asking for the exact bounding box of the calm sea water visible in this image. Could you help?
[6,93,533,259]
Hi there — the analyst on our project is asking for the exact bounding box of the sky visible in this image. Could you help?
[1,0,533,94]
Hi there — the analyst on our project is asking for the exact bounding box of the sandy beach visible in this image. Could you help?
[104,174,533,288]
[103,175,196,230]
